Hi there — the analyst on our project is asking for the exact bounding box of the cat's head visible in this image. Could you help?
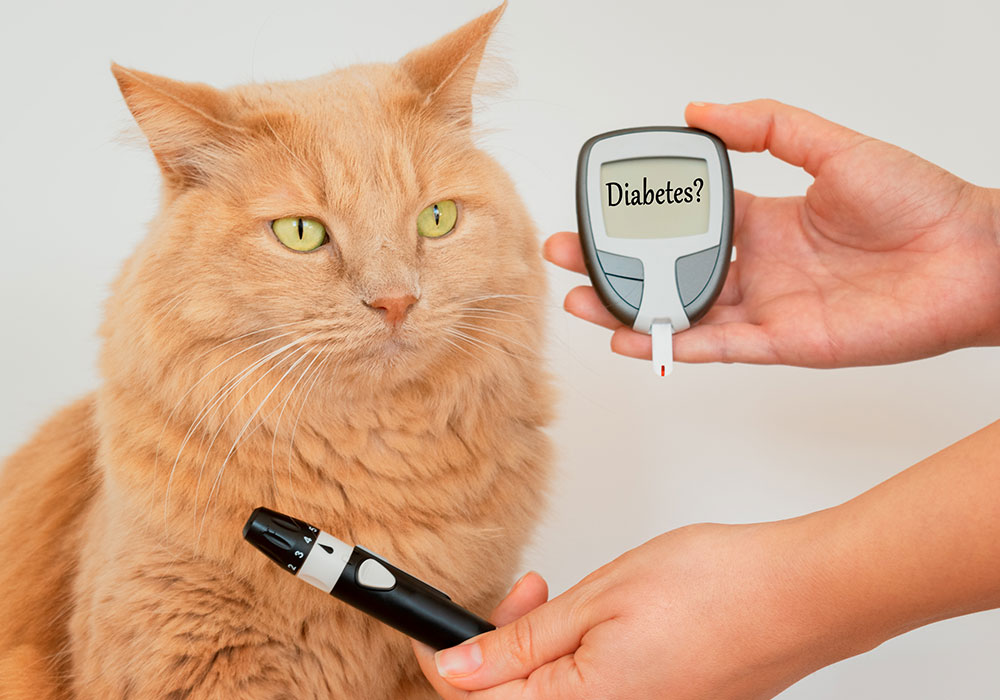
[104,3,544,396]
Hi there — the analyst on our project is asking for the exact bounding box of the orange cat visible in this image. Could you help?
[0,4,552,698]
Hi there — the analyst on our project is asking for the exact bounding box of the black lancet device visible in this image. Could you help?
[243,507,494,650]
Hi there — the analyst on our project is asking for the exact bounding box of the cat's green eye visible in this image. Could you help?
[416,200,458,239]
[271,217,327,252]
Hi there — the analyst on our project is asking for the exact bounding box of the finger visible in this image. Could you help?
[491,572,549,627]
[449,654,588,700]
[543,232,587,275]
[414,647,590,700]
[715,254,742,306]
[715,269,741,306]
[411,573,551,699]
[685,99,868,176]
[733,187,754,219]
[575,293,752,363]
[433,591,593,691]
[413,641,470,700]
[693,304,749,326]
[612,316,776,364]
[672,321,780,364]
[610,327,651,359]
[564,286,624,331]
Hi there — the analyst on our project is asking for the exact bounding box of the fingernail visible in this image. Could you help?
[435,643,483,678]
[690,101,714,108]
[510,571,531,592]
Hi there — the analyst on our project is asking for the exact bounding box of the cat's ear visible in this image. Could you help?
[399,2,506,126]
[111,63,243,188]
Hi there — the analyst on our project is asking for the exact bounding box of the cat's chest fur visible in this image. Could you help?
[74,382,548,698]
[249,395,545,597]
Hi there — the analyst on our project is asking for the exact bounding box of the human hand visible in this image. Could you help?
[412,522,854,700]
[547,99,1000,367]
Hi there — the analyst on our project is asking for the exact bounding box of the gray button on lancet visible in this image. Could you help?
[357,558,397,591]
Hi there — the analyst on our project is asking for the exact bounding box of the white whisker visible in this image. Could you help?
[196,342,315,544]
[459,306,531,321]
[155,328,307,507]
[159,291,192,318]
[285,351,337,513]
[164,335,308,530]
[444,328,520,359]
[270,344,327,500]
[438,335,478,360]
[452,321,538,356]
[192,320,314,361]
[191,336,314,532]
[461,293,541,304]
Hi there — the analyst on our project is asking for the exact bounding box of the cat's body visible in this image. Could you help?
[0,5,552,698]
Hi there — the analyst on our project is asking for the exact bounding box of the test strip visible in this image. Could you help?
[651,321,673,377]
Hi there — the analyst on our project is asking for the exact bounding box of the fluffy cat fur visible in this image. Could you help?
[0,4,552,698]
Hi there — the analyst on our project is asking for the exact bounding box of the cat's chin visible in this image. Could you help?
[348,331,475,388]
[378,334,414,358]
[355,333,430,378]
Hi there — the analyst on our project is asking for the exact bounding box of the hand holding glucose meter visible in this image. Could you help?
[576,127,734,376]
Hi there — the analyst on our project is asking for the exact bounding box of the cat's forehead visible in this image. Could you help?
[235,66,422,149]
[233,66,452,206]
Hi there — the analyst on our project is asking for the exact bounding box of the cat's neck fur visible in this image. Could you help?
[94,315,548,568]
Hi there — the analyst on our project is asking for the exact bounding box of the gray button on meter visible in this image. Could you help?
[597,249,644,279]
[607,275,643,309]
[676,245,721,307]
[357,558,397,591]
[576,126,734,376]
[597,249,645,309]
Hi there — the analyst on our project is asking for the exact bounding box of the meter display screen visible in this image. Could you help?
[600,157,709,239]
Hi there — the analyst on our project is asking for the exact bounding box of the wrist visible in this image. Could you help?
[965,184,1000,346]
[698,518,877,693]
[984,186,1000,345]
[980,184,1000,268]
[990,187,1000,244]
[753,511,895,676]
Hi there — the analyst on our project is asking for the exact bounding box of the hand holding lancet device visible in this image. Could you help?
[576,127,734,376]
[243,507,494,650]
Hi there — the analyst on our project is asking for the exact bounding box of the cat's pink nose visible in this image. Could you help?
[367,294,418,329]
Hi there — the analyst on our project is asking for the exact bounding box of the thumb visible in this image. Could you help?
[434,588,592,692]
[685,99,868,176]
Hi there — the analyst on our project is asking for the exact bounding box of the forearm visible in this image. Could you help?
[789,419,1000,663]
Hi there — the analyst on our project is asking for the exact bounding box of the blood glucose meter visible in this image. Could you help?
[576,127,734,376]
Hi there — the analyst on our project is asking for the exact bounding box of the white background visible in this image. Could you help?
[1,1,998,697]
